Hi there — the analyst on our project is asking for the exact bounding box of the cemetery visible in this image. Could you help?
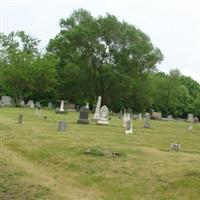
[1,104,200,200]
[1,4,200,200]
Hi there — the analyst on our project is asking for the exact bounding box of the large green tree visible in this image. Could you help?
[48,9,163,110]
[0,31,56,103]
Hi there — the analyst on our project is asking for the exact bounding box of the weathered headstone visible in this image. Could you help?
[77,107,89,124]
[125,119,133,134]
[97,105,109,125]
[20,100,25,107]
[58,121,67,132]
[168,115,173,120]
[144,113,150,128]
[35,102,40,107]
[30,102,35,109]
[138,113,142,120]
[152,112,162,120]
[187,113,193,123]
[93,96,101,120]
[123,110,126,127]
[27,100,33,106]
[66,103,76,112]
[48,102,52,108]
[170,143,181,151]
[1,96,12,105]
[194,117,199,123]
[18,114,23,124]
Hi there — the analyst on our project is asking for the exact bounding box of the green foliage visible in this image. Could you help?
[0,9,200,117]
[0,32,56,103]
[48,9,163,108]
[150,69,200,117]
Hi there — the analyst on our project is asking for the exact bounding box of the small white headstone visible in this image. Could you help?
[125,119,133,134]
[30,102,35,109]
[138,113,142,120]
[144,113,150,128]
[97,105,109,125]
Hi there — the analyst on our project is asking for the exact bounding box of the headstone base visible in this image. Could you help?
[125,129,133,134]
[97,120,109,125]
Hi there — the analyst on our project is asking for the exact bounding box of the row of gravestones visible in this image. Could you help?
[77,96,109,125]
[122,111,150,134]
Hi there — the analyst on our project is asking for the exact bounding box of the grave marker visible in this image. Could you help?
[144,113,150,128]
[58,121,67,132]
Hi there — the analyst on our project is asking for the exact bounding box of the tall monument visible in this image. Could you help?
[93,96,101,120]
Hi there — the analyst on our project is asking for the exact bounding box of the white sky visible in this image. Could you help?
[1,0,200,82]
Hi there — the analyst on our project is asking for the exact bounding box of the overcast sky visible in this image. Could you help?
[1,0,200,82]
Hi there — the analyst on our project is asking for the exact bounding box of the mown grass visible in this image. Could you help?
[1,107,200,200]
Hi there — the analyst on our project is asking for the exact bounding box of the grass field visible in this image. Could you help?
[1,107,200,200]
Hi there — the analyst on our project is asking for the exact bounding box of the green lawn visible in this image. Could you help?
[1,107,200,200]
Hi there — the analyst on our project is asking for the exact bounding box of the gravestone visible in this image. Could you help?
[66,103,76,112]
[77,107,89,124]
[27,100,33,106]
[35,102,40,107]
[56,100,67,114]
[30,102,35,109]
[58,121,67,132]
[93,96,101,120]
[59,100,65,112]
[125,118,133,134]
[1,96,12,105]
[85,102,89,110]
[144,113,150,128]
[194,117,199,123]
[168,115,173,120]
[138,113,142,120]
[18,114,23,124]
[170,143,181,151]
[48,102,52,108]
[123,110,127,127]
[97,105,109,125]
[20,100,25,107]
[187,113,193,122]
[152,112,162,120]
[133,114,139,120]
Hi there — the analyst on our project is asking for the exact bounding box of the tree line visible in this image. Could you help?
[1,9,200,118]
